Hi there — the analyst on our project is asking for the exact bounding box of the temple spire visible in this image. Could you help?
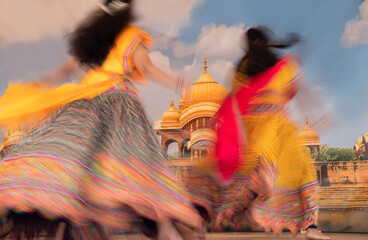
[306,116,309,125]
[203,53,208,73]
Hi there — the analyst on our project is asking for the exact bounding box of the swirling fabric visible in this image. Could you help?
[0,81,203,239]
[0,25,204,239]
[184,54,319,235]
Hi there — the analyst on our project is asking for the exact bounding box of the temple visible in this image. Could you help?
[154,55,228,179]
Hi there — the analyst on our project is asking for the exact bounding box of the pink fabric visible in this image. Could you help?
[212,55,291,185]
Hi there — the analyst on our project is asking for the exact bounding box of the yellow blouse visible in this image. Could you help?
[0,26,153,129]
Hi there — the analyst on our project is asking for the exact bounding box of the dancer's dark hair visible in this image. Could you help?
[68,0,133,67]
[236,27,299,77]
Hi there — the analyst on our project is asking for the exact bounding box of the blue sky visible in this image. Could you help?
[0,0,367,148]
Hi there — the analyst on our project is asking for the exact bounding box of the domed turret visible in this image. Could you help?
[0,127,24,152]
[354,133,368,154]
[298,118,322,146]
[355,134,368,147]
[180,55,228,110]
[162,100,180,123]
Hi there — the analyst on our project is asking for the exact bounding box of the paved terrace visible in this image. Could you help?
[111,232,368,239]
[319,186,368,209]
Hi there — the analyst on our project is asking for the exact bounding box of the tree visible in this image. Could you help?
[319,144,356,162]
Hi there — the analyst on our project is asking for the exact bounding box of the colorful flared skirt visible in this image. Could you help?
[0,81,203,239]
[184,113,319,235]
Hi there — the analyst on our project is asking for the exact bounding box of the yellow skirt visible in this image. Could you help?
[184,113,319,234]
[241,113,317,187]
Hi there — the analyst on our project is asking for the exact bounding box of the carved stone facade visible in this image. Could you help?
[155,56,227,178]
[315,161,368,186]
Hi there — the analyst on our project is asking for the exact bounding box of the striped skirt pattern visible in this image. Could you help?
[184,114,319,235]
[0,85,203,239]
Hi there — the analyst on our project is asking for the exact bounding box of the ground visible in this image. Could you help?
[111,232,368,240]
[6,232,368,239]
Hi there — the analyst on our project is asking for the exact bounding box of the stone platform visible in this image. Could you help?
[112,232,368,239]
[318,186,368,232]
[7,232,368,239]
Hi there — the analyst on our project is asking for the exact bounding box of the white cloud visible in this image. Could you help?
[134,0,205,36]
[174,24,247,87]
[341,0,368,47]
[0,0,204,47]
[149,33,176,51]
[137,51,179,123]
[207,59,235,88]
[173,24,246,60]
[183,57,234,89]
[0,0,97,46]
[149,51,175,75]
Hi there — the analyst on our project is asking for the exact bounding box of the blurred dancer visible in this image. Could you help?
[184,28,330,240]
[0,0,203,239]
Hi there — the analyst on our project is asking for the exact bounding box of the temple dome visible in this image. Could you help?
[162,100,180,122]
[298,118,321,145]
[180,56,228,110]
[0,128,24,151]
[354,133,368,151]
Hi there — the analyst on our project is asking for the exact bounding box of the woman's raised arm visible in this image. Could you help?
[132,44,189,92]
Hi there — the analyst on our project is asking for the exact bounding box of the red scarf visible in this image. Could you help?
[212,55,292,185]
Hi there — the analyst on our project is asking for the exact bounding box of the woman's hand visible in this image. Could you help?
[175,72,192,95]
[132,44,189,93]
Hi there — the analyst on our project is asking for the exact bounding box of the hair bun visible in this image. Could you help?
[246,27,300,49]
[247,28,267,40]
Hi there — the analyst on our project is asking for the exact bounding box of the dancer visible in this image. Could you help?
[184,27,331,240]
[0,0,203,239]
